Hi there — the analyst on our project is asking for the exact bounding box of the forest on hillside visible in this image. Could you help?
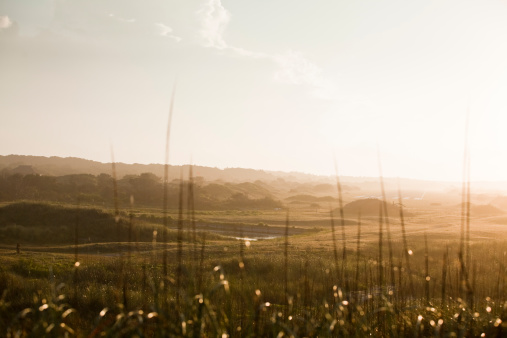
[0,172,283,210]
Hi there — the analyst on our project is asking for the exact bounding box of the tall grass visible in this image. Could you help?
[3,189,506,336]
[73,198,80,308]
[354,211,361,301]
[397,182,414,297]
[378,155,395,289]
[329,207,339,280]
[284,210,289,312]
[162,85,175,289]
[377,197,384,289]
[441,245,448,307]
[176,171,184,308]
[334,161,348,291]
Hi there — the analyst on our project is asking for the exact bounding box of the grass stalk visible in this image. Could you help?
[354,211,362,300]
[424,232,430,305]
[74,198,79,265]
[397,182,414,297]
[471,260,476,311]
[333,161,348,291]
[465,155,471,271]
[128,195,134,262]
[496,261,503,302]
[176,171,184,308]
[73,197,80,307]
[238,226,245,333]
[162,85,176,287]
[187,166,197,268]
[459,112,470,293]
[378,154,395,288]
[398,256,404,309]
[110,148,124,305]
[378,199,384,289]
[284,210,290,311]
[329,207,339,281]
[186,165,197,297]
[441,246,448,307]
[110,148,121,249]
[458,250,473,308]
[198,232,206,294]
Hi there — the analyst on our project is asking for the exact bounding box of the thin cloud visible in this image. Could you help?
[108,13,136,23]
[154,22,182,42]
[196,0,337,99]
[0,15,12,29]
[0,15,18,38]
[273,51,322,85]
[196,0,265,58]
[274,51,337,100]
[197,0,229,49]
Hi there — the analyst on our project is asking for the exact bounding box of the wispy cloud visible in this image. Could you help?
[107,13,182,42]
[154,22,182,42]
[108,13,136,23]
[196,0,337,99]
[0,15,17,38]
[197,0,229,49]
[273,51,337,99]
[0,15,12,29]
[196,0,265,58]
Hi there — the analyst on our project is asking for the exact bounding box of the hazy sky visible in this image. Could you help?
[1,0,507,181]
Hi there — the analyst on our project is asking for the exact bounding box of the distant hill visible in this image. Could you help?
[3,155,502,194]
[335,198,412,217]
[456,202,505,216]
[285,194,336,203]
[490,196,507,211]
[0,155,331,183]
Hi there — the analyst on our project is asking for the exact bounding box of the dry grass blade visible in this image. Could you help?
[329,207,339,280]
[424,232,430,305]
[128,195,134,262]
[176,170,184,307]
[187,164,198,296]
[187,165,197,265]
[110,147,121,246]
[284,210,289,310]
[74,197,79,265]
[110,147,124,305]
[459,111,470,270]
[496,260,504,301]
[163,84,176,283]
[465,154,471,270]
[377,152,394,288]
[355,210,362,300]
[397,181,414,296]
[458,250,473,305]
[378,200,384,288]
[459,111,472,303]
[471,261,476,311]
[198,232,206,294]
[238,226,246,331]
[333,160,347,287]
[441,246,448,307]
[73,197,80,306]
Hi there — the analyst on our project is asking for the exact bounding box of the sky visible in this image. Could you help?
[1,0,507,182]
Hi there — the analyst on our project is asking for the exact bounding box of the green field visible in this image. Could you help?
[0,196,506,337]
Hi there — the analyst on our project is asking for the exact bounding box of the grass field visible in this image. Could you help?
[0,196,506,337]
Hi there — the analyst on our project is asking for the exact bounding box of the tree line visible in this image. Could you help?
[0,172,282,210]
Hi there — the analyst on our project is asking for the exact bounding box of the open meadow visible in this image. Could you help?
[0,174,506,336]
